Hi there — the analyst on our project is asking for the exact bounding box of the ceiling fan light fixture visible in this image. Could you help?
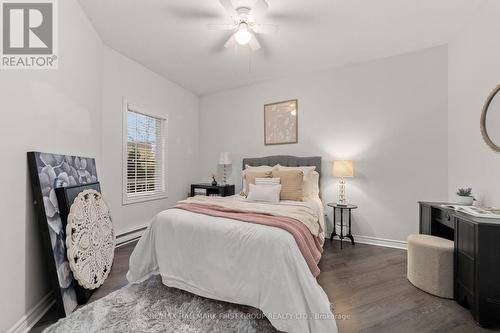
[234,23,252,45]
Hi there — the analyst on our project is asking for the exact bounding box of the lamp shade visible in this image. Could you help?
[218,152,232,165]
[332,160,353,177]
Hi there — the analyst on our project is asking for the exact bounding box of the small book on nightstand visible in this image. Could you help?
[190,183,235,197]
[193,188,207,196]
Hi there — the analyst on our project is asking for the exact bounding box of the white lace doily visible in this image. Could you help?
[66,189,115,289]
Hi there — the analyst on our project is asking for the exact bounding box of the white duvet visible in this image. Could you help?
[126,196,337,333]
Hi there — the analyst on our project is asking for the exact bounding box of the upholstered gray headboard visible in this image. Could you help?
[242,155,322,179]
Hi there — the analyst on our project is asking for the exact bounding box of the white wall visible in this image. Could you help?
[100,47,199,236]
[448,0,500,206]
[0,0,104,331]
[199,46,449,242]
[1,5,200,331]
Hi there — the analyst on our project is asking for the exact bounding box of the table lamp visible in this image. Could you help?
[218,152,232,185]
[333,160,354,205]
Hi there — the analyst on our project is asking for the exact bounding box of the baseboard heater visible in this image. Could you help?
[116,225,148,246]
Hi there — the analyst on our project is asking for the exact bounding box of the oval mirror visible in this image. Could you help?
[481,85,500,152]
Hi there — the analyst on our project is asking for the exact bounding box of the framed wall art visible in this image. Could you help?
[27,152,98,317]
[264,99,298,145]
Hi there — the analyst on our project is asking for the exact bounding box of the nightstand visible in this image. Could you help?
[328,203,358,249]
[190,184,235,197]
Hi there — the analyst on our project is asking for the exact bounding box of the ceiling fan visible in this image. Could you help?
[208,0,278,51]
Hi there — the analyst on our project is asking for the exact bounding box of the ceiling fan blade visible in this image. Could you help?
[248,34,261,51]
[251,0,269,17]
[208,24,236,31]
[224,34,237,48]
[251,24,278,34]
[219,0,237,15]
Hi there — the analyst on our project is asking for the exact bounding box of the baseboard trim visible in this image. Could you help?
[116,224,148,247]
[7,292,55,333]
[351,234,407,250]
[328,231,407,250]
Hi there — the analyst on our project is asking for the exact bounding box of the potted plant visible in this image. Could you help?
[455,187,475,205]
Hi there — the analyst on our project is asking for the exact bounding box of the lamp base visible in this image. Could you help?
[337,177,347,206]
[222,165,227,185]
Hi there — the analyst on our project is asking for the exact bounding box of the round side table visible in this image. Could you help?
[328,203,358,249]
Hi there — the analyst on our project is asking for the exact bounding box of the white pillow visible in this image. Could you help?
[247,184,281,203]
[245,164,274,170]
[255,177,280,185]
[241,165,278,194]
[276,165,316,179]
[303,171,320,198]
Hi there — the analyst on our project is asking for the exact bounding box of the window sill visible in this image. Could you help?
[122,192,168,206]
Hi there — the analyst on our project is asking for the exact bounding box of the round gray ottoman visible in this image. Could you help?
[407,234,454,299]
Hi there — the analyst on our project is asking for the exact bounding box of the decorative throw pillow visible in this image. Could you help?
[276,165,317,199]
[303,171,320,199]
[243,171,272,195]
[255,177,281,185]
[271,170,304,201]
[247,184,281,203]
[241,165,277,195]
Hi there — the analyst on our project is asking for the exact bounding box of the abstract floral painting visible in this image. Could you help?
[264,99,298,145]
[28,152,98,317]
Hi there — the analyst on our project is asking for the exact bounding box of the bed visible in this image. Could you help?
[127,156,337,333]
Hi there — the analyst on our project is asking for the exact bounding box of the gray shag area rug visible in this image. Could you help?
[43,275,278,333]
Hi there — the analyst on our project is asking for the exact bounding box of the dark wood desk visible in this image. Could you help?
[419,202,500,328]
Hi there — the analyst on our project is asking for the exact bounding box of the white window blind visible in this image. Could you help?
[124,105,167,204]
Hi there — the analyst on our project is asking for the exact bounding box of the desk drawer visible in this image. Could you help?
[432,207,444,221]
[432,207,454,229]
[441,211,455,229]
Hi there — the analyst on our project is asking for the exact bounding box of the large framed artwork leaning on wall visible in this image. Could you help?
[27,152,99,317]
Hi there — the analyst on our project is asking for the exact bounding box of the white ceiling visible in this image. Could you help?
[78,0,482,95]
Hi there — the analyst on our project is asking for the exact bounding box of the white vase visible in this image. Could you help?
[455,196,474,205]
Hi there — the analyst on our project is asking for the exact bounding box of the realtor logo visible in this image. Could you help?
[1,0,58,69]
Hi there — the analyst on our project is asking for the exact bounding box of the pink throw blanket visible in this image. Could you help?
[175,202,324,277]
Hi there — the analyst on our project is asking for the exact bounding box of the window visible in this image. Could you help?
[123,100,167,204]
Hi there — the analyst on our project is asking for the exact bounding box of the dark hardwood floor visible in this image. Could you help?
[32,240,497,333]
[320,241,496,333]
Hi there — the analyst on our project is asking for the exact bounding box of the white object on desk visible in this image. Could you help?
[441,204,500,219]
